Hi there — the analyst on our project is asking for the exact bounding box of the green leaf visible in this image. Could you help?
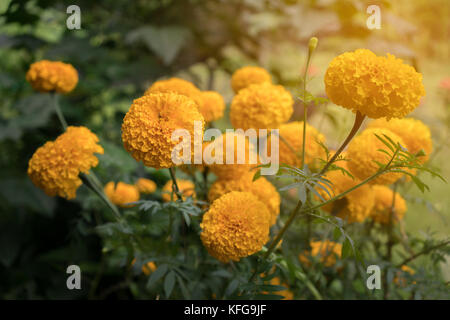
[341,238,352,259]
[164,271,176,298]
[225,279,239,297]
[147,264,168,289]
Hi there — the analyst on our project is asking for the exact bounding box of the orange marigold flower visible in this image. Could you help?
[121,93,205,169]
[135,178,157,194]
[318,165,375,223]
[347,128,407,185]
[370,185,407,224]
[231,66,272,93]
[299,240,342,267]
[324,49,425,119]
[144,77,204,111]
[205,131,259,179]
[104,182,140,207]
[208,173,280,225]
[200,191,270,263]
[28,126,103,199]
[198,91,225,122]
[142,261,157,276]
[367,118,433,163]
[265,277,294,300]
[161,179,195,202]
[268,121,326,168]
[26,60,78,94]
[230,82,293,130]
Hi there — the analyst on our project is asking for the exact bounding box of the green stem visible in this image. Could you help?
[168,167,183,200]
[301,51,312,169]
[81,173,122,222]
[52,93,67,130]
[319,111,365,175]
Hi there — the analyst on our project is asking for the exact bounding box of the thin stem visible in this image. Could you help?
[52,93,67,130]
[301,50,312,169]
[249,201,303,282]
[80,173,121,221]
[395,240,450,268]
[320,111,366,175]
[168,167,183,200]
[383,182,398,299]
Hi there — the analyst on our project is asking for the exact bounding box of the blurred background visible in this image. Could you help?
[0,0,449,299]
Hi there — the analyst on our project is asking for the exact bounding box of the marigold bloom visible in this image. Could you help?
[268,121,326,168]
[200,191,270,263]
[394,265,416,286]
[198,91,225,122]
[266,277,294,300]
[144,77,205,112]
[231,66,272,93]
[121,93,205,169]
[367,118,433,163]
[135,178,157,194]
[26,60,78,94]
[208,173,280,225]
[230,82,293,130]
[104,182,140,207]
[347,128,407,185]
[205,131,259,179]
[324,49,425,119]
[370,185,407,224]
[142,262,157,276]
[28,126,103,199]
[318,166,375,223]
[161,179,195,202]
[299,240,342,267]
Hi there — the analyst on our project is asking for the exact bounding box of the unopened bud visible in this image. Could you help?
[308,37,318,54]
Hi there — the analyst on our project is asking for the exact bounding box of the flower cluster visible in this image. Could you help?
[208,173,280,225]
[230,66,272,93]
[370,185,407,224]
[299,240,342,267]
[325,49,425,119]
[347,128,407,185]
[104,181,140,207]
[121,93,205,169]
[28,126,103,199]
[162,179,196,202]
[200,191,270,262]
[26,60,78,94]
[230,82,294,130]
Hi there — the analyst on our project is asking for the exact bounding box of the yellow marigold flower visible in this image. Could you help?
[231,66,272,93]
[268,121,326,168]
[121,93,205,169]
[198,91,225,122]
[26,60,78,94]
[347,128,407,185]
[104,182,140,207]
[208,173,280,225]
[299,240,342,267]
[200,191,270,263]
[370,185,407,224]
[230,82,294,130]
[266,277,294,300]
[394,265,416,286]
[367,118,433,163]
[135,178,157,194]
[324,49,425,119]
[161,179,195,202]
[318,166,375,223]
[28,126,103,199]
[144,77,204,111]
[142,262,157,276]
[205,131,259,179]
